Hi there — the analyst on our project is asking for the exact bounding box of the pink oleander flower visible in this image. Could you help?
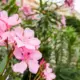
[2,0,7,4]
[21,5,34,16]
[0,11,21,45]
[12,26,40,50]
[61,15,66,27]
[64,0,74,9]
[16,1,37,20]
[21,5,37,20]
[43,63,56,80]
[12,47,42,74]
[0,11,21,29]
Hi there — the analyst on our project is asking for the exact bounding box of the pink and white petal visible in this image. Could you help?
[46,68,52,73]
[8,14,21,26]
[13,26,24,39]
[30,50,42,60]
[25,43,35,50]
[0,11,8,19]
[14,37,24,47]
[12,61,27,74]
[49,73,56,79]
[1,31,10,41]
[29,38,40,46]
[13,47,23,60]
[14,26,24,35]
[24,28,34,38]
[46,63,50,68]
[28,60,39,74]
[0,20,7,32]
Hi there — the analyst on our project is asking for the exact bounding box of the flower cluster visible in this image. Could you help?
[40,59,56,80]
[64,0,74,9]
[0,10,41,74]
[0,11,21,46]
[16,0,37,20]
[0,10,56,80]
[12,27,42,74]
[43,63,56,80]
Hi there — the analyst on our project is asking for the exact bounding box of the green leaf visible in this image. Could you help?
[0,54,8,75]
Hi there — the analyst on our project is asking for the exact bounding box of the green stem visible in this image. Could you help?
[34,72,40,80]
[36,76,41,80]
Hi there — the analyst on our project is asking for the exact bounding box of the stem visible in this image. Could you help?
[29,73,31,80]
[34,72,40,80]
[36,76,41,80]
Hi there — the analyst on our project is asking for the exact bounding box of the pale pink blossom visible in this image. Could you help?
[21,5,37,20]
[43,63,56,80]
[0,11,21,46]
[64,0,74,9]
[12,26,40,50]
[0,11,21,28]
[12,47,42,74]
[16,1,37,20]
[2,0,7,4]
[21,5,34,16]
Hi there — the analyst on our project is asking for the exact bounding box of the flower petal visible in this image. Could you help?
[29,38,40,46]
[49,73,56,79]
[14,26,24,37]
[0,11,8,19]
[25,44,35,50]
[14,37,24,47]
[8,14,21,26]
[12,61,27,74]
[30,50,42,60]
[28,60,39,74]
[24,28,34,38]
[13,47,23,60]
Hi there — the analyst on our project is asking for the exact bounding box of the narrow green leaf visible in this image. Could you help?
[0,54,8,75]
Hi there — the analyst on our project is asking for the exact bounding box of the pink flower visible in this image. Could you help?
[43,63,56,80]
[0,11,21,29]
[12,26,40,50]
[61,15,66,27]
[21,5,37,20]
[0,11,21,46]
[21,5,34,16]
[16,1,37,20]
[64,0,74,9]
[2,0,7,4]
[12,47,42,74]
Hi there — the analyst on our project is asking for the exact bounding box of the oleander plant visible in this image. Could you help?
[0,0,80,80]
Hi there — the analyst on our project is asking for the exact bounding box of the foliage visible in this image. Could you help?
[50,27,80,80]
[66,16,80,34]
